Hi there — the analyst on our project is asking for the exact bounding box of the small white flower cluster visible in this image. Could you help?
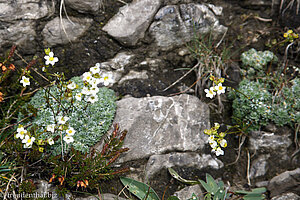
[72,63,113,104]
[204,83,226,99]
[204,123,227,156]
[20,76,30,87]
[16,125,35,148]
[46,116,75,144]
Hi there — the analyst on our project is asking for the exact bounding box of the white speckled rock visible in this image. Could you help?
[103,94,210,162]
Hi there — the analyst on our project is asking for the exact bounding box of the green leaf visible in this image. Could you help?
[251,188,266,194]
[206,174,219,194]
[168,168,199,185]
[243,193,265,200]
[167,196,180,200]
[120,177,160,200]
[199,180,212,193]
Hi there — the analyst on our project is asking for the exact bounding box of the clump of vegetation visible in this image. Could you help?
[20,76,116,155]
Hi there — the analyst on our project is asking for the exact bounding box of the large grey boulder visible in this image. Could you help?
[102,0,161,46]
[0,0,53,22]
[65,0,101,14]
[0,21,36,53]
[149,3,227,50]
[42,17,93,46]
[106,94,210,163]
[249,154,270,179]
[268,168,300,197]
[145,152,223,181]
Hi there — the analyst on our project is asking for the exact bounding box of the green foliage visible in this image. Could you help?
[231,78,299,131]
[199,174,227,200]
[21,76,117,154]
[240,48,277,77]
[235,188,267,200]
[120,177,160,200]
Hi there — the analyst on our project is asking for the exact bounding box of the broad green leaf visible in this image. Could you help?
[167,196,180,200]
[250,188,266,194]
[206,174,219,194]
[243,193,265,200]
[168,168,199,185]
[199,180,212,193]
[120,177,160,200]
[204,193,212,200]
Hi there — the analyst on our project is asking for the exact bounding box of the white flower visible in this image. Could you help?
[63,135,74,144]
[89,87,99,96]
[208,135,215,143]
[44,52,59,66]
[20,76,30,87]
[67,82,77,90]
[89,77,101,87]
[75,93,82,101]
[204,87,216,99]
[90,65,100,74]
[100,73,113,86]
[209,140,218,149]
[66,127,76,136]
[81,87,91,95]
[46,124,55,133]
[214,83,226,95]
[87,95,98,104]
[48,138,54,145]
[57,116,69,125]
[220,139,227,148]
[22,135,35,148]
[82,72,93,83]
[16,127,27,140]
[212,147,224,156]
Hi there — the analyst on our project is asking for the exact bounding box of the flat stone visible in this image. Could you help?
[0,20,36,53]
[105,94,209,163]
[42,17,92,46]
[149,3,227,50]
[173,185,203,200]
[145,152,223,181]
[65,0,101,14]
[271,193,300,200]
[0,0,53,22]
[249,131,292,153]
[268,168,300,197]
[102,0,161,46]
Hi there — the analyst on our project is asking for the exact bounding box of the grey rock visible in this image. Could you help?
[0,20,36,53]
[149,3,227,50]
[0,0,53,22]
[119,70,148,84]
[271,193,300,200]
[65,0,101,14]
[103,0,161,46]
[163,0,193,4]
[268,168,300,197]
[42,17,92,46]
[145,152,223,181]
[98,52,135,86]
[249,131,292,153]
[76,194,126,200]
[173,185,203,200]
[105,94,209,163]
[255,181,269,188]
[249,154,270,179]
[35,180,72,200]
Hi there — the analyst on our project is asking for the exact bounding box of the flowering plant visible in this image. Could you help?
[17,50,116,156]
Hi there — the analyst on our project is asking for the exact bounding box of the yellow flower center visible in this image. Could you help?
[24,79,29,83]
[104,76,108,81]
[20,131,25,135]
[49,57,54,61]
[218,86,223,90]
[27,139,31,143]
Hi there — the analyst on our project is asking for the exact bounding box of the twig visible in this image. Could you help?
[215,28,227,48]
[3,173,15,200]
[163,62,200,92]
[117,0,127,5]
[253,16,272,22]
[227,135,246,165]
[60,0,72,44]
[247,150,251,186]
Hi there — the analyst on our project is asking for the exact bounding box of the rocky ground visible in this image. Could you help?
[0,0,300,199]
